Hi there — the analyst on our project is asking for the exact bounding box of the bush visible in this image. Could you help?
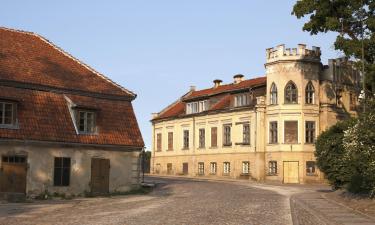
[315,119,357,189]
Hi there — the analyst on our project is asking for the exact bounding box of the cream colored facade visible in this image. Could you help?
[151,44,360,184]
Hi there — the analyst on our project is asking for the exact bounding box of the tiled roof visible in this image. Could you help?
[0,86,144,147]
[0,27,135,97]
[184,77,266,100]
[0,27,144,148]
[153,77,266,121]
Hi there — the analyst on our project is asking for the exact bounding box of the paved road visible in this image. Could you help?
[0,176,373,225]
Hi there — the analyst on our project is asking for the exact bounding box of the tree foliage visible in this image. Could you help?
[315,119,357,189]
[292,0,375,93]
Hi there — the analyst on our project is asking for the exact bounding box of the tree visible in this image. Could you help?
[343,99,375,195]
[292,0,375,94]
[315,119,357,189]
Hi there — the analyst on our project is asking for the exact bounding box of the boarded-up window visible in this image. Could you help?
[54,157,71,186]
[284,121,298,143]
[168,132,173,150]
[156,133,162,151]
[269,121,278,143]
[199,128,205,148]
[211,127,217,147]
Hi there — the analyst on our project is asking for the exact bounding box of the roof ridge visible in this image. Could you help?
[0,26,136,97]
[193,76,266,93]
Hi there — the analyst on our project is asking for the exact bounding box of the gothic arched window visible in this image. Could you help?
[305,82,315,104]
[285,81,298,103]
[270,83,278,105]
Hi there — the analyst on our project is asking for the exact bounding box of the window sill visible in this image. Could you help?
[236,143,250,146]
[197,147,206,150]
[209,173,217,175]
[283,103,298,105]
[240,173,250,176]
[222,173,230,176]
[267,143,279,145]
[156,150,162,152]
[306,173,318,177]
[304,143,315,145]
[77,132,99,136]
[209,146,218,149]
[222,144,232,148]
[0,124,19,129]
[181,148,190,151]
[283,143,301,145]
[267,173,278,176]
[166,149,174,151]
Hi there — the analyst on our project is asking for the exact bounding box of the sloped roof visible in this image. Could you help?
[0,27,135,97]
[153,76,266,121]
[0,86,144,147]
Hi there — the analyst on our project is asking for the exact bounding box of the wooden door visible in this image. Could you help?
[283,161,299,184]
[182,163,188,175]
[0,161,27,193]
[91,158,110,194]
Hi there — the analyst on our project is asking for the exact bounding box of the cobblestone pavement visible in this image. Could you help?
[0,177,374,225]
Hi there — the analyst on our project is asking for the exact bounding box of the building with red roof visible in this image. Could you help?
[151,44,360,184]
[0,27,144,198]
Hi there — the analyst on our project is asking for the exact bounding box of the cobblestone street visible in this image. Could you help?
[0,176,374,225]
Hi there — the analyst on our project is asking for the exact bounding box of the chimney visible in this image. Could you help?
[213,79,223,88]
[190,85,196,91]
[233,74,244,84]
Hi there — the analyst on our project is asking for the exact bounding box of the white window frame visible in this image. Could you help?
[0,102,15,126]
[210,162,217,174]
[77,111,96,134]
[198,162,204,175]
[234,94,249,107]
[242,161,250,174]
[223,162,230,174]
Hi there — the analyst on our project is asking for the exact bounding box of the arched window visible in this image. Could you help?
[270,83,278,105]
[285,81,298,103]
[305,82,315,104]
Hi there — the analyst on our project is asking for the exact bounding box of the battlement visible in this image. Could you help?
[266,44,321,64]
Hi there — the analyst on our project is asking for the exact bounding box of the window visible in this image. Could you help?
[305,121,316,144]
[243,124,250,145]
[0,102,16,126]
[211,127,217,147]
[198,162,204,175]
[285,81,298,103]
[305,82,315,104]
[168,132,173,150]
[268,161,277,175]
[78,111,96,133]
[186,101,209,114]
[242,161,250,174]
[223,124,232,146]
[234,94,249,107]
[270,83,278,105]
[306,161,316,175]
[199,128,205,148]
[183,130,189,149]
[2,155,26,163]
[210,162,217,174]
[269,122,278,144]
[284,121,298,144]
[167,163,172,174]
[156,133,162,151]
[223,162,230,174]
[54,157,71,186]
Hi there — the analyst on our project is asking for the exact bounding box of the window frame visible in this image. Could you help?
[0,101,17,127]
[305,82,315,104]
[209,162,217,175]
[183,130,190,149]
[269,121,278,144]
[270,83,278,105]
[223,124,232,146]
[223,162,231,175]
[242,123,250,145]
[242,161,250,174]
[198,162,204,175]
[268,161,277,175]
[284,81,298,104]
[199,128,205,149]
[306,161,316,176]
[167,132,173,151]
[305,121,316,144]
[53,157,71,186]
[77,110,96,134]
[234,94,249,107]
[156,133,162,151]
[211,127,218,148]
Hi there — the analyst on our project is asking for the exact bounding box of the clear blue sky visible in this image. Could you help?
[1,1,341,150]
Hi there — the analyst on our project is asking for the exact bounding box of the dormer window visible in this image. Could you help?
[0,101,17,127]
[186,100,208,114]
[77,111,96,134]
[234,94,249,107]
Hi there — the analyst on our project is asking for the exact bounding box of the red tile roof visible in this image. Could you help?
[153,77,266,121]
[0,27,144,148]
[0,27,134,97]
[185,77,266,100]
